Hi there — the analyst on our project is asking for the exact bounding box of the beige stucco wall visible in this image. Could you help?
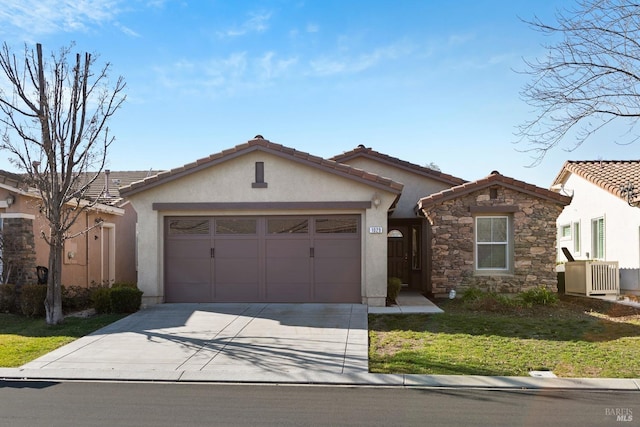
[127,151,398,306]
[338,157,454,218]
[0,187,131,287]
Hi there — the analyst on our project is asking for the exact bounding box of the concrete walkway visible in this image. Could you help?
[1,297,639,390]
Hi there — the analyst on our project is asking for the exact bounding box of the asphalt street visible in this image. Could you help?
[0,381,637,427]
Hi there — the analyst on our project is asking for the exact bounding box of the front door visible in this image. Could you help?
[387,225,409,284]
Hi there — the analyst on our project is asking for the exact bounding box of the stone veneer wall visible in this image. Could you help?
[1,217,37,286]
[422,187,564,296]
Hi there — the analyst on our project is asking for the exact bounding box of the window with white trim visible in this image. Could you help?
[591,217,604,259]
[475,216,510,271]
[559,224,571,239]
[573,222,580,254]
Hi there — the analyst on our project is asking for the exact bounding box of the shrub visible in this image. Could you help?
[517,287,558,307]
[91,285,143,314]
[461,287,485,302]
[0,284,16,313]
[111,282,138,289]
[110,286,143,313]
[91,287,112,314]
[387,277,402,305]
[19,284,47,317]
[62,285,93,313]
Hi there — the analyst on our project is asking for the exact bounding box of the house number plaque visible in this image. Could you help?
[369,226,384,234]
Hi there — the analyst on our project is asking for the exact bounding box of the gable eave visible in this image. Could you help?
[120,139,404,198]
[331,149,467,187]
[418,174,572,211]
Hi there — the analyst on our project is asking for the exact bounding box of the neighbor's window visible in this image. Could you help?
[476,216,509,270]
[560,224,571,239]
[591,217,605,259]
[573,222,581,254]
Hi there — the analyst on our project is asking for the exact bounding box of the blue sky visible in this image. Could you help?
[0,0,638,187]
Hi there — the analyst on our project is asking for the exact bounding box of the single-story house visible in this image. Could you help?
[120,137,570,306]
[551,160,640,293]
[0,170,149,287]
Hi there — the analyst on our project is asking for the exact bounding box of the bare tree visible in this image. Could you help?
[0,43,125,324]
[517,0,640,165]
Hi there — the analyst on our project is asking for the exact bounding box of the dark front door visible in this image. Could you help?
[387,225,409,284]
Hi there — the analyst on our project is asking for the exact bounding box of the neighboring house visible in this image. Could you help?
[0,170,152,288]
[418,171,571,295]
[551,160,640,294]
[120,137,568,306]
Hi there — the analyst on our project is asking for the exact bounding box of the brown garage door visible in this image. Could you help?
[165,215,361,303]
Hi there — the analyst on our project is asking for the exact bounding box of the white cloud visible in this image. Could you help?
[153,49,301,98]
[0,0,139,38]
[306,23,318,33]
[217,11,272,38]
[309,41,414,76]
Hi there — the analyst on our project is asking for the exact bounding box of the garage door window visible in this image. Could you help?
[315,217,358,234]
[216,218,257,234]
[168,219,209,235]
[268,218,309,234]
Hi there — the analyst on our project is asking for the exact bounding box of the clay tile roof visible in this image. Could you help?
[75,170,164,205]
[552,160,640,204]
[119,138,404,197]
[330,146,467,186]
[0,170,24,188]
[418,171,572,209]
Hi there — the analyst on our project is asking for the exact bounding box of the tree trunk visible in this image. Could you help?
[45,232,64,325]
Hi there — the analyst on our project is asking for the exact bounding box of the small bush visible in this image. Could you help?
[91,287,112,314]
[0,284,16,313]
[62,285,93,313]
[461,287,485,302]
[387,277,402,305]
[91,285,143,314]
[110,286,142,313]
[20,284,47,317]
[111,282,138,289]
[517,287,558,307]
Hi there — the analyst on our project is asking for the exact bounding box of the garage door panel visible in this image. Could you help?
[314,258,360,283]
[166,259,211,283]
[215,239,259,258]
[166,239,210,258]
[314,239,360,258]
[266,239,309,258]
[215,259,259,283]
[266,259,311,284]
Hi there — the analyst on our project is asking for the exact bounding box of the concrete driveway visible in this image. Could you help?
[20,303,368,382]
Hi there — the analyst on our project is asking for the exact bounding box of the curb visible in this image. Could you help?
[1,368,639,390]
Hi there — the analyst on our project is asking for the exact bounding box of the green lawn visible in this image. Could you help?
[369,295,640,378]
[0,313,127,367]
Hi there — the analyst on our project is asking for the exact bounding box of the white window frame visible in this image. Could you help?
[573,221,581,254]
[591,217,605,260]
[559,224,571,240]
[475,215,511,272]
